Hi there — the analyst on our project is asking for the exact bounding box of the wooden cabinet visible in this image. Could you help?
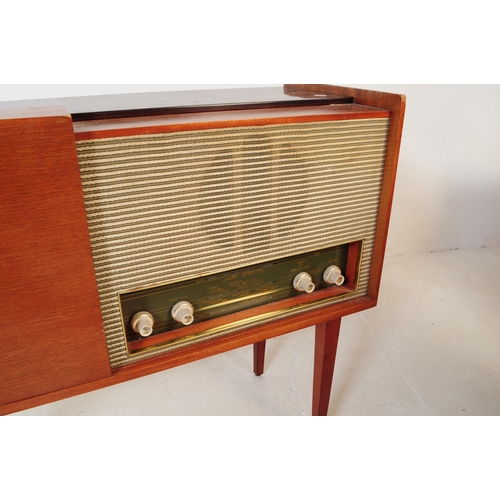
[0,85,405,415]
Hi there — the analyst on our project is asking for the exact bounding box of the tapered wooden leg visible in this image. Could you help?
[253,341,266,376]
[312,318,342,416]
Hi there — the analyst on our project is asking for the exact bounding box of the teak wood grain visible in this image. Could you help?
[0,85,405,416]
[0,109,111,408]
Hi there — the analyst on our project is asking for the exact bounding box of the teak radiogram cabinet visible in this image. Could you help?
[0,85,405,415]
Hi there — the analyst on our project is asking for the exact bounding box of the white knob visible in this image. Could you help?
[131,311,155,337]
[293,272,315,294]
[171,301,195,325]
[323,266,345,286]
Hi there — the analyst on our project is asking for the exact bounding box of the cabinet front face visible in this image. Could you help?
[0,86,405,415]
[74,106,390,368]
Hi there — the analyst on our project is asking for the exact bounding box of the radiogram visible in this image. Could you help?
[0,85,405,415]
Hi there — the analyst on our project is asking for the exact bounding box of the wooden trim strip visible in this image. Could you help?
[74,106,390,141]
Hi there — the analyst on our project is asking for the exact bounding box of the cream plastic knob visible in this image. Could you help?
[323,266,345,286]
[131,311,155,337]
[171,301,195,325]
[293,272,315,294]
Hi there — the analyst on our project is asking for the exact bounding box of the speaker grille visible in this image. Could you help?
[76,118,390,367]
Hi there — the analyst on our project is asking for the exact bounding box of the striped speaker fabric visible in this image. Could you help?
[76,118,390,367]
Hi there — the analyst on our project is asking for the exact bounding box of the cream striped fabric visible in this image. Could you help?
[76,118,390,367]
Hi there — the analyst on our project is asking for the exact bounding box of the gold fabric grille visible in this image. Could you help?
[76,118,390,367]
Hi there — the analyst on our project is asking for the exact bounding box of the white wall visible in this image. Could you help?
[1,84,499,255]
[352,85,500,256]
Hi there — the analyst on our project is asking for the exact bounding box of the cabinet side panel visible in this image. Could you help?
[0,109,111,408]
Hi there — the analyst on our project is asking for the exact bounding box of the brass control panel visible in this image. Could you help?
[119,243,358,349]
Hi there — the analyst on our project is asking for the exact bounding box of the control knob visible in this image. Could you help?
[323,265,345,286]
[131,311,155,337]
[171,301,195,325]
[293,272,315,294]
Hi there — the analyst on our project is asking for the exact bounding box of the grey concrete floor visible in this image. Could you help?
[14,247,500,416]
